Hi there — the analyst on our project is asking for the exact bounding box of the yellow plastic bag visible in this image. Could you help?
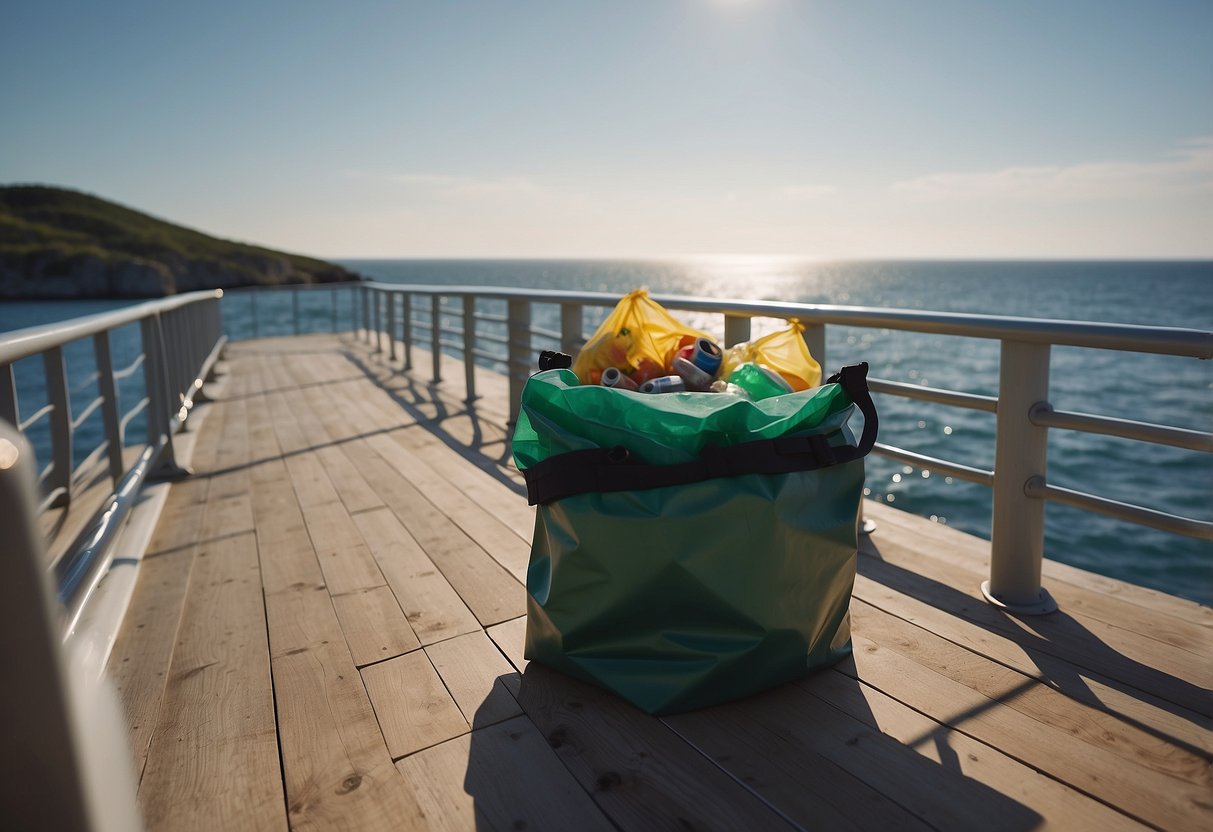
[572,289,713,385]
[720,319,822,391]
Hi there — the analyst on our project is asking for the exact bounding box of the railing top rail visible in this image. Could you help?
[0,290,223,365]
[225,281,364,293]
[358,281,1213,359]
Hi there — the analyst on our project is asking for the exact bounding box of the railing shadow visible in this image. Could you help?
[340,349,525,498]
[857,536,1213,754]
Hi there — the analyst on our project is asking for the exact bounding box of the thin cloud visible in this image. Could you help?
[341,169,551,200]
[781,184,838,200]
[891,137,1213,201]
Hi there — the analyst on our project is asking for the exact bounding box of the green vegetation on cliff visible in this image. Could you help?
[0,185,362,298]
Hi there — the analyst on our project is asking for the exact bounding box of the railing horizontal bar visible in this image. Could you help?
[361,282,1213,359]
[531,326,561,341]
[72,439,111,484]
[37,485,68,515]
[226,282,362,294]
[868,377,998,413]
[872,442,995,486]
[70,395,104,430]
[0,289,223,365]
[475,312,508,324]
[38,462,53,484]
[119,398,150,436]
[72,370,101,394]
[475,332,509,346]
[1026,477,1213,540]
[438,339,464,351]
[18,403,54,432]
[57,441,166,638]
[471,348,505,363]
[112,353,146,380]
[1030,404,1213,452]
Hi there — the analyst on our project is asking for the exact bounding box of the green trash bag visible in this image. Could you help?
[512,362,878,715]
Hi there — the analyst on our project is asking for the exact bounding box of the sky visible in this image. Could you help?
[2,0,1212,259]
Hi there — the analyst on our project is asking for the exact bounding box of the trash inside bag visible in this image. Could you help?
[720,319,822,391]
[571,289,713,385]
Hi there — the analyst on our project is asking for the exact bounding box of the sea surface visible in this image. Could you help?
[2,259,1210,604]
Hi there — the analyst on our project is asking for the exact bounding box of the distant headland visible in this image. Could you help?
[0,185,362,299]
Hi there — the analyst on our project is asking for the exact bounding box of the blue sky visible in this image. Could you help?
[3,0,1211,258]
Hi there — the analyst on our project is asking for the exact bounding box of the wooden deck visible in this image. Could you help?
[108,333,1212,831]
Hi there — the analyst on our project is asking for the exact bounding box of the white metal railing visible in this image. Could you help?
[0,290,225,634]
[339,281,1211,616]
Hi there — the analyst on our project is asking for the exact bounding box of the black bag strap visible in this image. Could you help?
[522,363,878,505]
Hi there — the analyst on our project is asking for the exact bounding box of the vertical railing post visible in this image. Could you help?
[560,303,584,357]
[430,295,442,382]
[0,363,17,426]
[361,286,370,343]
[292,289,301,336]
[93,332,124,483]
[506,299,531,427]
[251,291,259,339]
[43,346,72,508]
[140,315,187,479]
[386,292,398,362]
[462,295,477,402]
[373,290,383,352]
[984,340,1056,614]
[801,321,826,376]
[724,314,751,347]
[401,293,413,371]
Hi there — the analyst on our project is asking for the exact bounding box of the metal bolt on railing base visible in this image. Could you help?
[860,518,877,536]
[980,580,1058,616]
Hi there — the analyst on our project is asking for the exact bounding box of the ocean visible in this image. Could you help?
[2,259,1210,604]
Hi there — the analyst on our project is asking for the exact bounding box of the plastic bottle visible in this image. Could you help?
[639,375,686,394]
[601,367,639,391]
[672,356,713,391]
[727,363,794,401]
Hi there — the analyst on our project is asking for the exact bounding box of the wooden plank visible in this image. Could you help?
[353,507,482,645]
[486,615,528,672]
[852,599,1212,789]
[509,661,798,830]
[864,501,1213,653]
[844,626,1211,829]
[344,439,524,626]
[302,500,387,595]
[396,717,616,832]
[855,541,1212,715]
[801,669,1145,831]
[663,692,936,832]
[360,650,470,759]
[137,532,285,832]
[424,630,523,728]
[108,548,196,778]
[255,466,428,830]
[404,428,534,542]
[331,586,421,667]
[851,571,1213,756]
[363,431,531,583]
[109,387,232,776]
[198,492,255,542]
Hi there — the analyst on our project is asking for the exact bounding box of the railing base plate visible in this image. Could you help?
[148,463,193,482]
[980,580,1058,616]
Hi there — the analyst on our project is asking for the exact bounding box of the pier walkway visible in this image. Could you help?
[110,333,1212,831]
